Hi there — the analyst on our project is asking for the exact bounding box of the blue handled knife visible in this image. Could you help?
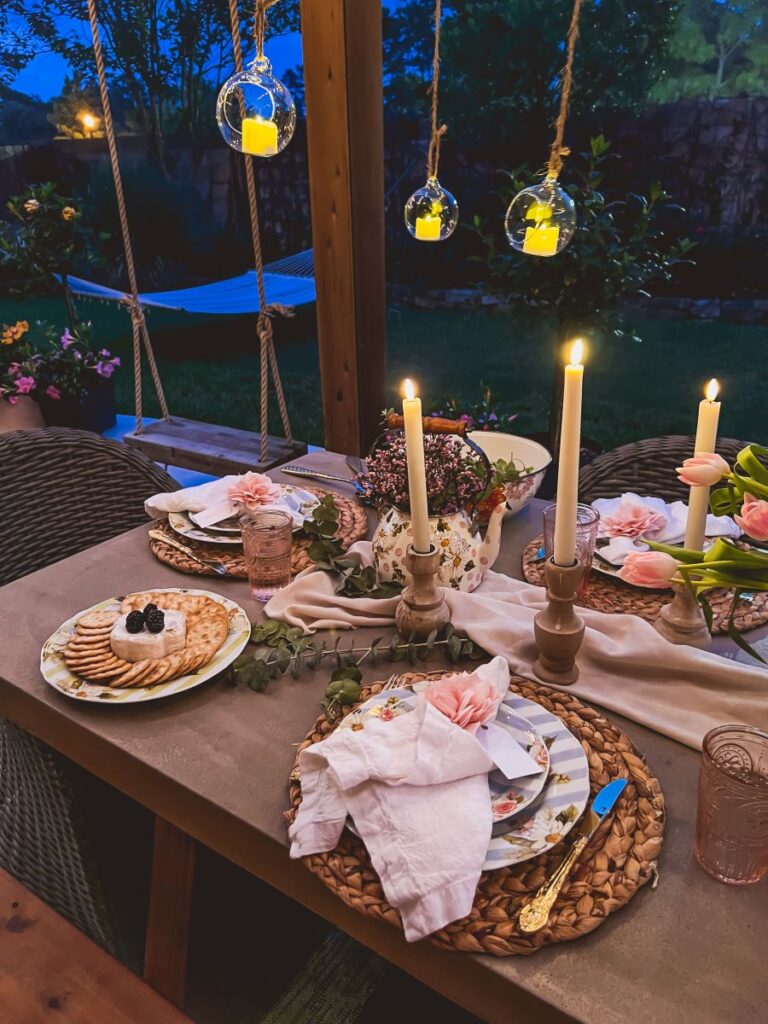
[518,778,628,933]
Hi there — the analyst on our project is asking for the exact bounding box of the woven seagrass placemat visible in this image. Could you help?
[148,490,368,579]
[522,535,768,635]
[287,673,665,956]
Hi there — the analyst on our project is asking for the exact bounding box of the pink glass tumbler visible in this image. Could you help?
[241,509,293,602]
[695,724,768,885]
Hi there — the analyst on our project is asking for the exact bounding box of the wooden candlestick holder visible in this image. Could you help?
[395,544,450,639]
[654,583,711,650]
[533,558,585,687]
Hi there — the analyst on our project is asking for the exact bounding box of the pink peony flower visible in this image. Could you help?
[676,452,730,487]
[45,385,61,400]
[228,472,280,510]
[602,499,668,539]
[424,672,502,733]
[15,376,36,395]
[735,494,768,543]
[618,551,678,588]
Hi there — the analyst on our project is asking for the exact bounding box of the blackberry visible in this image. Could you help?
[125,610,145,633]
[143,603,158,616]
[145,608,165,633]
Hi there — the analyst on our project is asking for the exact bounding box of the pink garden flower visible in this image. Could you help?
[735,494,768,543]
[45,385,61,400]
[424,671,502,734]
[602,499,668,539]
[15,376,36,395]
[677,452,730,487]
[95,356,121,378]
[60,328,74,349]
[618,551,678,588]
[228,472,281,510]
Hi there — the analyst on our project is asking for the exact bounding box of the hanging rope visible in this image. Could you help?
[85,0,170,433]
[228,0,294,462]
[546,0,584,181]
[254,0,280,61]
[426,0,447,181]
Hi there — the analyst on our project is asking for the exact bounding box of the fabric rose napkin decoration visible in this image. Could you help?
[144,472,317,529]
[592,491,739,567]
[289,657,535,941]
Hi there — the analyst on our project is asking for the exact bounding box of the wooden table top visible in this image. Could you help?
[0,450,765,1024]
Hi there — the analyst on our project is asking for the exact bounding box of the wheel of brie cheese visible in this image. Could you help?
[110,610,187,662]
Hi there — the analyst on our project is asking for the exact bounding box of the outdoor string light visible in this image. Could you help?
[504,0,583,257]
[216,0,296,157]
[404,0,458,242]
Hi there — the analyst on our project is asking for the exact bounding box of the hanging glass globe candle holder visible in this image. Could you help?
[404,178,459,242]
[504,177,576,257]
[216,55,296,157]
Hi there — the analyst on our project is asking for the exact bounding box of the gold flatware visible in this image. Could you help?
[519,779,627,933]
[149,529,229,577]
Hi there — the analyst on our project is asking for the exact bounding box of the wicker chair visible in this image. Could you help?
[578,435,752,504]
[0,428,178,957]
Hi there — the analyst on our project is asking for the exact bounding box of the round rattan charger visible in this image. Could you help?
[287,673,664,956]
[522,536,768,635]
[148,490,369,579]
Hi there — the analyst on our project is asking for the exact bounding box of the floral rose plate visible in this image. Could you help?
[340,688,552,822]
[40,588,251,704]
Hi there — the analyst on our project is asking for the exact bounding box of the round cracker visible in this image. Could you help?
[108,659,159,688]
[78,611,119,629]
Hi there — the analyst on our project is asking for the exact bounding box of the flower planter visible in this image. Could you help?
[0,395,46,433]
[38,380,116,434]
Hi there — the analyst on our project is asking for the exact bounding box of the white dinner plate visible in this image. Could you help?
[40,588,251,704]
[169,487,320,545]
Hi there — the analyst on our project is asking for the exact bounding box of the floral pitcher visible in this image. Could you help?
[372,503,505,592]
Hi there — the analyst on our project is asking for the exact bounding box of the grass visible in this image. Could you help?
[2,294,766,449]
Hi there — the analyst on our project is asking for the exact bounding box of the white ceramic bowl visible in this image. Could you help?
[468,432,552,517]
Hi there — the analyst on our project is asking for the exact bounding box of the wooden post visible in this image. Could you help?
[300,0,386,456]
[144,817,196,1008]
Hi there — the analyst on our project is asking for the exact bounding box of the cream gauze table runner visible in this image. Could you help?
[266,542,768,750]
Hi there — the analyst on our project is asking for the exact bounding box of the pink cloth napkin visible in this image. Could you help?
[289,658,510,941]
[266,542,768,750]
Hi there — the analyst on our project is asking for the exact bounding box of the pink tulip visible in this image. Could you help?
[424,672,501,733]
[676,452,730,487]
[735,494,768,543]
[618,551,678,588]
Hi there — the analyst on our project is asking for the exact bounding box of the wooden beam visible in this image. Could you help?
[301,0,386,456]
[144,817,196,1009]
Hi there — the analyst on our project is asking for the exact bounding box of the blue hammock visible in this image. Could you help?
[65,249,316,315]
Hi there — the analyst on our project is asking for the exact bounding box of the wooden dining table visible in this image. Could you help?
[0,450,766,1024]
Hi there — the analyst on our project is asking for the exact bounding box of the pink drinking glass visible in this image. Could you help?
[241,509,293,602]
[543,503,601,595]
[695,724,768,885]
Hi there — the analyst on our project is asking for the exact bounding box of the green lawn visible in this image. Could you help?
[2,295,766,449]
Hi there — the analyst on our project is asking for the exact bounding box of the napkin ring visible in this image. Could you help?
[395,545,450,639]
[654,583,711,650]
[533,558,585,686]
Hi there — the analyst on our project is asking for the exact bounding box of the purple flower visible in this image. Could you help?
[45,385,61,400]
[99,348,112,358]
[60,328,75,349]
[8,362,20,378]
[95,360,117,378]
[16,376,36,394]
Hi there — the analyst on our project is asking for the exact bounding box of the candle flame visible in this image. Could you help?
[705,378,720,402]
[403,378,416,401]
[79,112,97,129]
[568,338,584,366]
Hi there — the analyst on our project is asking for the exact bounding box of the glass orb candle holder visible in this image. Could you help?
[504,177,576,257]
[216,55,296,157]
[404,178,459,242]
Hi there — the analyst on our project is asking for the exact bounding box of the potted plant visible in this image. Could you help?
[0,319,120,433]
[470,135,695,457]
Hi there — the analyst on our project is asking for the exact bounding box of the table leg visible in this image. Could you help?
[144,816,196,1008]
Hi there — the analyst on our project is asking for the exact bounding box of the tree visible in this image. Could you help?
[384,0,681,157]
[0,4,31,88]
[470,136,694,451]
[652,0,768,101]
[48,76,103,138]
